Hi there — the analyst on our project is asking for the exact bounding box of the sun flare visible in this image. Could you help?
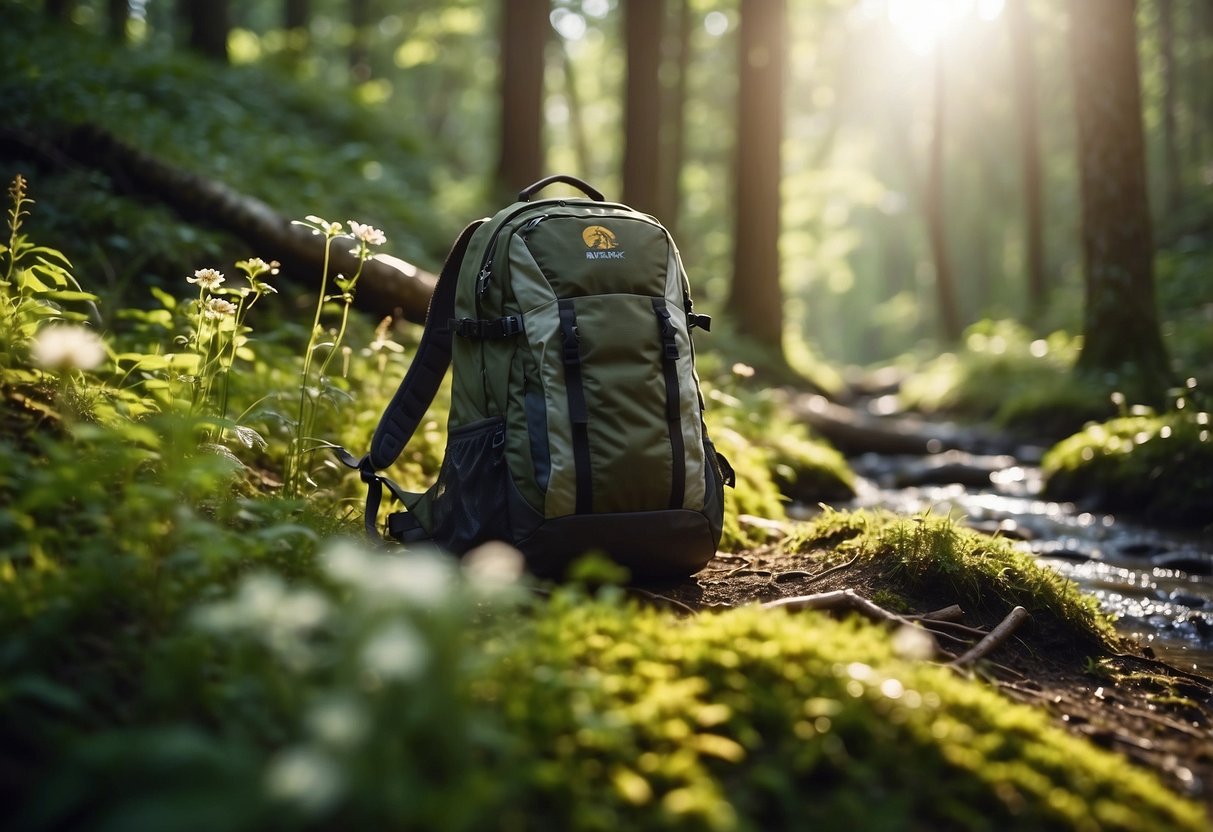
[886,0,1005,55]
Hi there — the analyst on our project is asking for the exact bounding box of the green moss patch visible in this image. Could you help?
[782,510,1117,650]
[1042,409,1213,526]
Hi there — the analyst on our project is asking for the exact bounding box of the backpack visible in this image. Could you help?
[341,175,734,579]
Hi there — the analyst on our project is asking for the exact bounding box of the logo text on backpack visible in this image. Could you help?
[582,225,626,260]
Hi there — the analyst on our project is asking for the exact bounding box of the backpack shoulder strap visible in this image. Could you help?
[367,219,485,470]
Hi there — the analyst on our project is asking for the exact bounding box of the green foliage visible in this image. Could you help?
[7,549,1202,831]
[899,319,1114,438]
[784,509,1116,646]
[0,9,445,305]
[697,349,855,551]
[1041,385,1213,525]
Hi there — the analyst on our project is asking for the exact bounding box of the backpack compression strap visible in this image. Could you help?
[336,219,484,540]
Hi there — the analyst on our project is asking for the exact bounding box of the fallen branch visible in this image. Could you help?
[910,604,965,622]
[952,605,1029,666]
[0,123,438,324]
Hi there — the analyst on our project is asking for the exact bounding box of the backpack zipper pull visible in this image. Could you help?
[522,214,547,233]
[477,262,492,295]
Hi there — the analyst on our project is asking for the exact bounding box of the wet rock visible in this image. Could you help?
[1153,552,1213,577]
[1118,540,1172,558]
[889,450,1019,489]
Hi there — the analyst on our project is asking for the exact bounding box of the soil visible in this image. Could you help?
[636,545,1213,819]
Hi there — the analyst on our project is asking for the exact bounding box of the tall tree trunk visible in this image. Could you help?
[495,0,549,199]
[181,0,230,62]
[623,0,664,214]
[1069,0,1170,395]
[925,46,961,342]
[350,0,372,82]
[107,0,128,43]
[728,0,786,355]
[45,0,75,21]
[559,40,591,180]
[660,0,692,232]
[1006,0,1047,320]
[1158,0,1183,214]
[285,0,309,57]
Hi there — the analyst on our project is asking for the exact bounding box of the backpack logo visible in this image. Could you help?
[582,225,625,260]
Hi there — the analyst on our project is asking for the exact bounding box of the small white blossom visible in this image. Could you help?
[203,297,238,320]
[188,268,225,290]
[31,325,106,371]
[321,540,454,606]
[891,625,936,661]
[265,746,342,812]
[348,220,386,247]
[361,621,428,680]
[463,541,525,590]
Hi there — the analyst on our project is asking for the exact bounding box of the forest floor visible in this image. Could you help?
[649,545,1213,817]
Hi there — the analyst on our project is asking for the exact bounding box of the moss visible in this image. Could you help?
[1042,408,1213,525]
[900,320,1114,438]
[477,595,1205,831]
[783,509,1118,648]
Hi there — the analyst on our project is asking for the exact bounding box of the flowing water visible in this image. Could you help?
[812,451,1213,675]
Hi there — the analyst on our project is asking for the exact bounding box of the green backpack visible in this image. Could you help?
[343,175,734,579]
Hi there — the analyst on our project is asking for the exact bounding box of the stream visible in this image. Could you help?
[814,447,1213,675]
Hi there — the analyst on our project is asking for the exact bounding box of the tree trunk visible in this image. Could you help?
[728,0,786,355]
[1158,0,1183,214]
[181,0,230,62]
[45,0,75,21]
[107,0,128,43]
[660,0,692,232]
[558,40,591,181]
[1005,0,1047,320]
[1068,0,1171,395]
[495,0,549,200]
[623,0,664,214]
[285,0,308,31]
[350,0,372,82]
[925,46,961,342]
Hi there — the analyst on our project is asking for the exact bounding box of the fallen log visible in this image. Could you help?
[0,123,438,324]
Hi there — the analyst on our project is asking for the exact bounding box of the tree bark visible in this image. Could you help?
[495,0,549,200]
[45,0,75,21]
[181,0,230,62]
[1005,0,1047,320]
[107,0,128,43]
[350,0,372,82]
[925,46,961,342]
[285,0,309,31]
[1158,0,1183,214]
[660,0,692,232]
[558,40,591,180]
[728,0,785,355]
[0,124,437,325]
[623,0,664,214]
[1068,0,1170,395]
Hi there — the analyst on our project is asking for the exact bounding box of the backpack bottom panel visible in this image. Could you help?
[516,508,717,581]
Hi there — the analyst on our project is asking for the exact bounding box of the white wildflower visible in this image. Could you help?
[361,621,428,680]
[265,746,343,812]
[203,297,238,320]
[30,324,106,371]
[307,697,368,748]
[463,541,525,590]
[348,220,386,247]
[321,540,454,606]
[188,268,225,290]
[891,625,936,661]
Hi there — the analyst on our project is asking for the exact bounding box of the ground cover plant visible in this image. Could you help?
[2,8,1210,828]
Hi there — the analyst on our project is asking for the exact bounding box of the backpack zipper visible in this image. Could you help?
[476,201,634,297]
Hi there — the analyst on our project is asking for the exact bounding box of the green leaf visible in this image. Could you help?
[32,289,98,303]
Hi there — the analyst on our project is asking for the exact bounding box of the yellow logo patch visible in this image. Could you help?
[581,225,618,250]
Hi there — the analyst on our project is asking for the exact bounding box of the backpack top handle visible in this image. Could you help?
[518,174,605,203]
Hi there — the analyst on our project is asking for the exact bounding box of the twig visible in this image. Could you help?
[952,606,1029,667]
[910,604,965,622]
[627,588,698,616]
[917,618,990,639]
